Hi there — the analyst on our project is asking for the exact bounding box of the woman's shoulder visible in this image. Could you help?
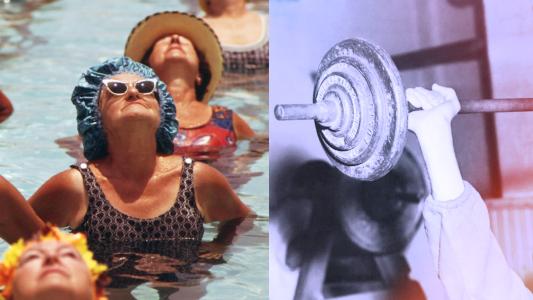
[0,176,21,196]
[191,160,225,185]
[48,167,85,188]
[28,168,86,227]
[256,11,268,25]
[157,154,186,174]
[158,155,224,183]
[30,168,85,201]
[0,175,12,189]
[211,105,233,118]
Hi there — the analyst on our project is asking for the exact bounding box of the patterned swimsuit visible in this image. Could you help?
[70,157,204,246]
[216,14,269,92]
[223,40,269,74]
[222,14,269,75]
[173,106,237,160]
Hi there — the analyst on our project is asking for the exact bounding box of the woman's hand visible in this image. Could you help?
[406,83,460,138]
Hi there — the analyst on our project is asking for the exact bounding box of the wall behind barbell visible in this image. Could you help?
[484,0,533,197]
[269,0,510,299]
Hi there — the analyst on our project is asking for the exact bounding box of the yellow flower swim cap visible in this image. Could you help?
[0,225,108,299]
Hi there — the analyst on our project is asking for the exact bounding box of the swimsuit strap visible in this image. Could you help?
[211,105,234,131]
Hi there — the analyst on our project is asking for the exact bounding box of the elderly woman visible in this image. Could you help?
[199,0,269,75]
[125,12,255,161]
[0,225,108,300]
[15,57,249,250]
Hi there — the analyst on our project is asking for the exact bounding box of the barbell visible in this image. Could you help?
[274,38,533,181]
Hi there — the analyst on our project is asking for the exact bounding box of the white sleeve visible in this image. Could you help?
[423,181,532,299]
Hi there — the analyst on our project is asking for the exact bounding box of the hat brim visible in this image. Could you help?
[125,11,222,103]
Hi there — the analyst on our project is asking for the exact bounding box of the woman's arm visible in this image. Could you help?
[0,177,43,243]
[193,161,251,222]
[407,84,531,299]
[193,160,254,260]
[406,84,464,201]
[233,112,255,140]
[28,169,87,228]
[0,90,14,123]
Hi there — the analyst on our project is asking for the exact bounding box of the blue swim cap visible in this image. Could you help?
[71,56,178,160]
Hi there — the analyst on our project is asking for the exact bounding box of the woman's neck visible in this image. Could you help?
[156,67,199,104]
[166,78,198,104]
[156,68,212,127]
[104,123,159,180]
[207,0,247,18]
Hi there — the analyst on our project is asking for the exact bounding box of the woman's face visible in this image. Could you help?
[99,72,161,133]
[148,34,201,76]
[11,241,93,300]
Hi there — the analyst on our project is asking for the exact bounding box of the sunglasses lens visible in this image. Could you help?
[136,80,155,94]
[107,82,127,94]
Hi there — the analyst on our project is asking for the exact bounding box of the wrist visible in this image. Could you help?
[413,120,453,147]
[414,123,464,201]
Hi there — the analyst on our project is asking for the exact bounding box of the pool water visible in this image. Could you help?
[0,0,268,299]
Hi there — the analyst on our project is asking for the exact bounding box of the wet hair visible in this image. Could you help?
[71,56,178,160]
[140,45,212,102]
[195,50,212,101]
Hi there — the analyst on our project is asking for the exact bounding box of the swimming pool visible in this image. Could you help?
[0,0,268,299]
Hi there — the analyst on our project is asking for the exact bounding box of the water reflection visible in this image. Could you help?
[0,0,56,60]
[92,216,257,299]
[96,240,202,289]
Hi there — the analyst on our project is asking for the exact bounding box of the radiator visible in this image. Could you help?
[487,199,533,279]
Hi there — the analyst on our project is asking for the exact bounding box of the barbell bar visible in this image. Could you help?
[274,38,533,181]
[275,98,533,120]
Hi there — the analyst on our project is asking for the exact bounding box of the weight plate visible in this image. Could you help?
[337,148,428,253]
[314,38,408,181]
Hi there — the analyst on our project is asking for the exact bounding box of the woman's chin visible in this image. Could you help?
[15,284,90,300]
[162,54,194,68]
[120,105,158,120]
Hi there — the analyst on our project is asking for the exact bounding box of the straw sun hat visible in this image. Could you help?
[124,11,223,103]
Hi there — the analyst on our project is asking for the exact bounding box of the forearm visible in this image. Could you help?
[214,217,249,244]
[415,119,464,202]
[0,177,44,242]
[199,217,253,262]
